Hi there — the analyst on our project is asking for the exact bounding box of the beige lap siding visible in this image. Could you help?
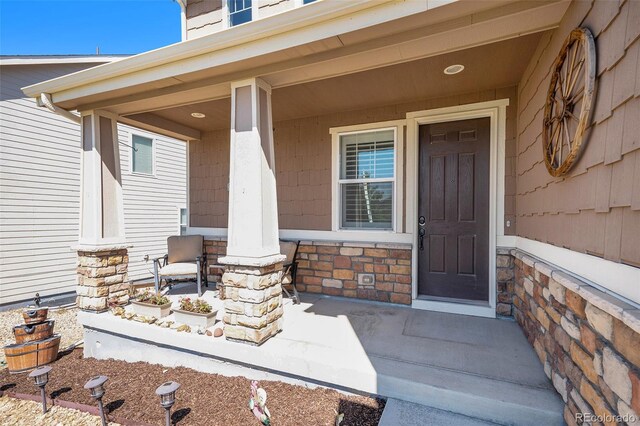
[511,251,640,425]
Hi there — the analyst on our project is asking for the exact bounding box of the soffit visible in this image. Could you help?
[138,32,545,133]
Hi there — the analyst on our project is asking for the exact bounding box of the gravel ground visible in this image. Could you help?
[0,395,120,426]
[0,349,385,425]
[0,306,83,366]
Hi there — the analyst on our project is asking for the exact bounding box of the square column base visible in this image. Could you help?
[76,248,130,312]
[221,262,284,345]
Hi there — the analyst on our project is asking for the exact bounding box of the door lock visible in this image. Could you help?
[419,227,426,250]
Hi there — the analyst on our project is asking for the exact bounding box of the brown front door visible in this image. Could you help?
[417,118,490,302]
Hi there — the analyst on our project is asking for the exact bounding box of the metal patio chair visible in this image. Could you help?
[153,235,208,297]
[280,240,300,304]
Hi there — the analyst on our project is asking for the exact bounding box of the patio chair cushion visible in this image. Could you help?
[159,262,198,277]
[279,241,297,264]
[167,235,203,264]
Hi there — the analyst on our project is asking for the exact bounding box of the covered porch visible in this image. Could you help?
[21,0,577,423]
[79,282,563,425]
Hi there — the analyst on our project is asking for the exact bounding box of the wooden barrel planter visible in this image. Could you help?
[13,320,55,344]
[4,335,61,374]
[22,307,48,325]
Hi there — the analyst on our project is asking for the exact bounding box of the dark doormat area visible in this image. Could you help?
[0,349,385,425]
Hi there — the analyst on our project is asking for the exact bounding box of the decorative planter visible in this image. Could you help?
[130,301,172,318]
[22,307,48,325]
[4,334,61,374]
[14,320,55,344]
[173,309,217,329]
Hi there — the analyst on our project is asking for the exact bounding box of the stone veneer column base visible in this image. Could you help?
[76,249,130,312]
[221,262,284,345]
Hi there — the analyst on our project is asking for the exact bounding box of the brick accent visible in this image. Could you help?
[205,238,413,305]
[512,251,640,424]
[221,262,284,345]
[296,241,413,305]
[76,248,129,312]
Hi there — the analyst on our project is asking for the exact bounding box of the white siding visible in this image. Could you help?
[0,63,187,305]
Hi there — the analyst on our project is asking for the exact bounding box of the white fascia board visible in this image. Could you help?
[0,56,127,66]
[21,0,493,100]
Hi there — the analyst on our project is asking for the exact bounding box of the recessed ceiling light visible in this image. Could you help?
[444,64,465,75]
[191,112,206,118]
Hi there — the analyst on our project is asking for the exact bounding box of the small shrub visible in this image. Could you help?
[179,297,212,314]
[137,290,170,306]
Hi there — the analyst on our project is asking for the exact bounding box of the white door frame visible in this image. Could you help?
[406,99,509,318]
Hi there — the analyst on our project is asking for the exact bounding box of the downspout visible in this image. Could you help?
[38,93,80,124]
[176,0,187,41]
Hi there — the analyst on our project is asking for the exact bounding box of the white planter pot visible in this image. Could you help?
[131,301,172,318]
[173,309,217,329]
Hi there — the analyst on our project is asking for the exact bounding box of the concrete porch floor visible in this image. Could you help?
[79,284,563,425]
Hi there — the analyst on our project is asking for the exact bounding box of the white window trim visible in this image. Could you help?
[178,205,188,235]
[406,99,509,318]
[129,131,156,177]
[330,120,405,234]
[226,0,255,28]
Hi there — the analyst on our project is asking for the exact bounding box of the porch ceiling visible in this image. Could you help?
[21,0,569,142]
[134,32,545,132]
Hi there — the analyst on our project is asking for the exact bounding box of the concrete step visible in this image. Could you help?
[373,356,564,426]
[380,398,501,426]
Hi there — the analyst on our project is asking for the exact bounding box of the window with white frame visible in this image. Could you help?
[338,129,396,230]
[179,208,187,235]
[131,134,154,175]
[228,0,252,27]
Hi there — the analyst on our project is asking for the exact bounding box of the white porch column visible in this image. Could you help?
[76,111,129,312]
[219,78,285,345]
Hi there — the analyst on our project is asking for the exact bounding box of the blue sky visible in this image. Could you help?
[0,0,182,56]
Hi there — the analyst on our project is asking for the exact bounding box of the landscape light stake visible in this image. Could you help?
[28,366,52,414]
[156,381,180,426]
[84,375,109,426]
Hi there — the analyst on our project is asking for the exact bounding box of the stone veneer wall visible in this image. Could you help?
[204,239,413,305]
[512,250,640,425]
[76,249,129,311]
[496,248,516,317]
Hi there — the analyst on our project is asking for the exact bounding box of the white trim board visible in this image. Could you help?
[330,119,406,233]
[187,227,413,245]
[501,237,640,307]
[406,99,509,318]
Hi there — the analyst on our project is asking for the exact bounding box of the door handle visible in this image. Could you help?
[418,216,426,250]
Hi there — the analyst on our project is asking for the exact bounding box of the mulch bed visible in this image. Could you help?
[0,349,385,426]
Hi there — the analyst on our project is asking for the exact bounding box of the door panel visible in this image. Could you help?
[417,118,490,301]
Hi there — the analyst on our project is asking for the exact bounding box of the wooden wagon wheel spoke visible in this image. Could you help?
[542,27,596,177]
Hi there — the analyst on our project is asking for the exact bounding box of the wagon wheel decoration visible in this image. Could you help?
[543,27,596,177]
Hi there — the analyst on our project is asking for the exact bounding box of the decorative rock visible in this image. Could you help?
[176,324,191,333]
[205,330,213,336]
[214,328,223,337]
[586,303,613,340]
[561,316,581,340]
[553,372,568,402]
[549,279,566,303]
[602,347,632,404]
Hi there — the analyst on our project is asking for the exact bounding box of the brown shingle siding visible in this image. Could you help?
[515,0,640,266]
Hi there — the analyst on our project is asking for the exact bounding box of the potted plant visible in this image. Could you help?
[130,290,172,318]
[173,297,217,329]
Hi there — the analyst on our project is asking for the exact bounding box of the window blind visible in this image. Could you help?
[339,130,394,230]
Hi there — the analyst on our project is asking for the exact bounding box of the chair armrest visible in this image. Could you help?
[152,254,168,266]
